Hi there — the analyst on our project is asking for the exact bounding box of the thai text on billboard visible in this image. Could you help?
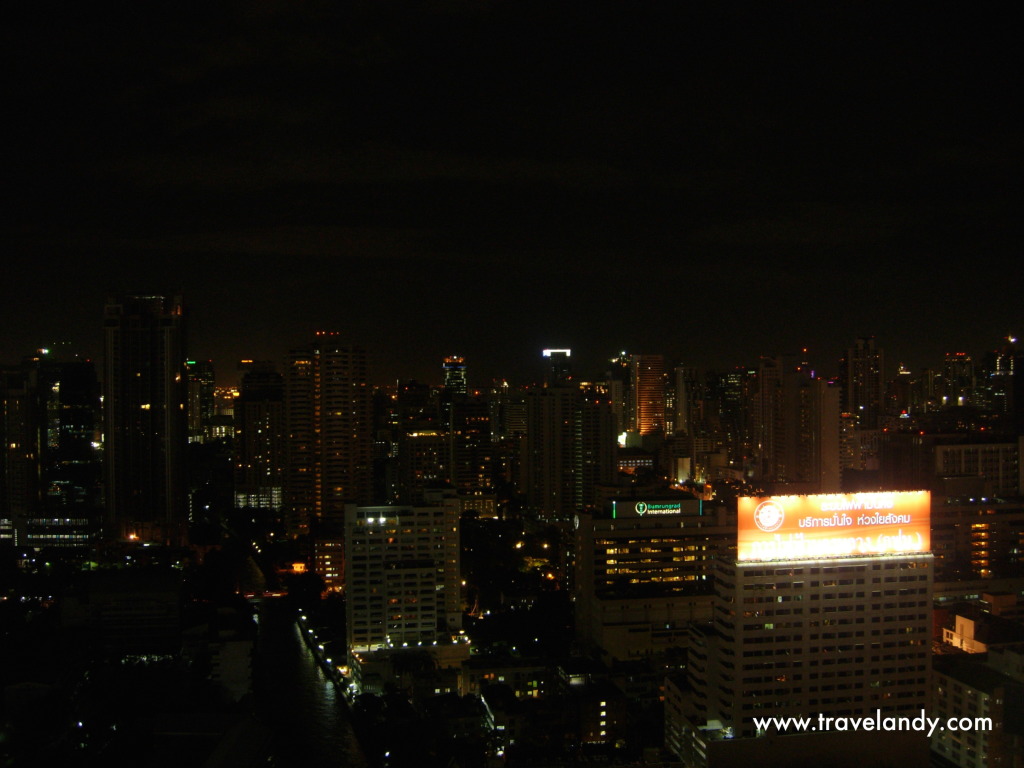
[737,491,930,561]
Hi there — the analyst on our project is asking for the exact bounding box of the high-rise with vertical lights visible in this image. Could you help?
[103,295,187,545]
[284,334,371,538]
[442,355,467,396]
[631,354,666,436]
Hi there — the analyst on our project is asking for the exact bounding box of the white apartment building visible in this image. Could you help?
[345,501,461,653]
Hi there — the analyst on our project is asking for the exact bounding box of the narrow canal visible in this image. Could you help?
[253,598,367,768]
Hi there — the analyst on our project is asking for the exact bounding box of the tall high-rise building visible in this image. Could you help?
[233,361,284,512]
[712,366,757,469]
[520,383,616,521]
[542,348,572,387]
[1,365,38,545]
[840,336,885,430]
[103,295,187,545]
[447,394,492,491]
[442,355,467,396]
[1,353,102,548]
[185,359,215,443]
[941,352,976,408]
[606,352,632,434]
[396,429,447,505]
[284,334,371,537]
[669,365,700,436]
[754,355,841,492]
[667,491,933,766]
[631,354,666,436]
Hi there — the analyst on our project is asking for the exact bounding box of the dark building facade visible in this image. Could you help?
[520,384,616,521]
[103,295,188,545]
[284,334,371,537]
[1,353,102,548]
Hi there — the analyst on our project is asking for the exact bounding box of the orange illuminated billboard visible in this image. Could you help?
[737,491,930,562]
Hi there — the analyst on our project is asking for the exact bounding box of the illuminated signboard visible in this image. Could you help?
[737,491,930,561]
[612,499,698,518]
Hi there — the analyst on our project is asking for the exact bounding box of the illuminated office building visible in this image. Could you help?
[442,355,467,396]
[574,496,734,662]
[930,496,1024,581]
[103,295,187,545]
[667,491,933,766]
[631,354,666,436]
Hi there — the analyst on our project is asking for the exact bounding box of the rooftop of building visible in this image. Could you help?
[933,654,1014,695]
[946,604,1024,645]
[464,653,550,671]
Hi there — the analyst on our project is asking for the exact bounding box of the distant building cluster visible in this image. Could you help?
[2,296,1024,767]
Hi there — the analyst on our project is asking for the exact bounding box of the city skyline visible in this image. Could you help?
[5,316,1018,391]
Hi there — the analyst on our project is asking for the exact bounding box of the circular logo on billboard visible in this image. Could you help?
[753,500,785,532]
[635,502,648,516]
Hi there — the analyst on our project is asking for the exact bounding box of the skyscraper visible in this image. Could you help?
[284,334,371,537]
[520,383,616,520]
[442,355,467,396]
[542,348,572,387]
[631,353,666,436]
[103,295,187,545]
[185,359,215,443]
[754,355,841,493]
[605,352,632,434]
[667,491,933,765]
[233,361,285,512]
[841,336,885,430]
[0,352,102,548]
[941,352,975,408]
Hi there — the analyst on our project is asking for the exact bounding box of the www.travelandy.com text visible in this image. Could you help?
[753,709,992,739]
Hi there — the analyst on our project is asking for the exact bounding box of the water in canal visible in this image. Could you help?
[253,598,367,768]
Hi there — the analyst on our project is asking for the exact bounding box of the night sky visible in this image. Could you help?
[6,1,1020,385]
